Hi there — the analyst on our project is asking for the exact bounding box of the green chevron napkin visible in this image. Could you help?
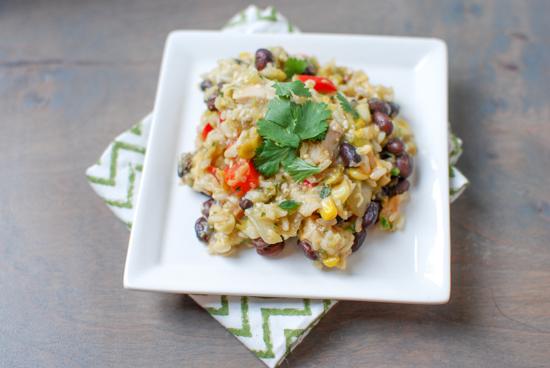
[86,5,468,367]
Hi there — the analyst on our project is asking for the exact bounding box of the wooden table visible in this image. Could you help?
[1,1,549,366]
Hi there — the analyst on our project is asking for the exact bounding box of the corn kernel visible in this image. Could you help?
[322,256,340,268]
[332,178,352,202]
[354,118,367,128]
[237,133,261,159]
[319,197,337,221]
[320,95,332,104]
[347,168,369,181]
[239,51,253,61]
[351,128,370,147]
[324,167,343,185]
[356,103,371,123]
[261,66,287,81]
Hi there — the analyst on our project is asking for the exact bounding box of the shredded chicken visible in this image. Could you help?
[233,85,275,103]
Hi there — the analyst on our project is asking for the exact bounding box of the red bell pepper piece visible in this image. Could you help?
[296,75,337,94]
[223,159,259,196]
[303,179,318,188]
[201,123,214,140]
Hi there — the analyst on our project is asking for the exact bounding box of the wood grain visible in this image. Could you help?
[1,0,549,367]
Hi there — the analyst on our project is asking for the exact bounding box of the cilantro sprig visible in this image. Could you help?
[283,158,321,182]
[253,80,331,182]
[336,92,359,119]
[284,57,308,78]
[253,140,296,176]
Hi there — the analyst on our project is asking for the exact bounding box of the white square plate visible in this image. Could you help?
[124,31,450,303]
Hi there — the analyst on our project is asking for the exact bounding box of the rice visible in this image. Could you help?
[180,46,416,270]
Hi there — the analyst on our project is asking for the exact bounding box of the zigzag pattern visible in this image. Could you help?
[86,122,145,187]
[206,296,252,337]
[253,299,311,359]
[204,295,333,360]
[87,137,145,187]
[86,121,146,221]
[102,164,142,209]
[86,115,337,367]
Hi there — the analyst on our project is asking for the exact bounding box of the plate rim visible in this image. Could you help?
[124,30,450,304]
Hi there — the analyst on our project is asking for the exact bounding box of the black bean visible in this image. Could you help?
[252,238,285,256]
[388,101,400,117]
[382,184,394,197]
[362,201,381,229]
[396,154,413,178]
[373,111,394,135]
[351,229,367,252]
[206,95,217,111]
[239,198,253,210]
[200,79,213,91]
[303,64,317,75]
[339,142,362,167]
[177,164,185,178]
[374,191,386,202]
[297,239,317,260]
[383,179,410,197]
[217,82,225,90]
[395,179,410,194]
[201,198,215,217]
[177,153,192,178]
[234,58,243,65]
[368,98,392,115]
[195,217,211,242]
[386,176,400,187]
[255,48,274,71]
[385,138,405,155]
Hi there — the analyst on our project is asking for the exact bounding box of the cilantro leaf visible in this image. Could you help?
[264,98,294,127]
[253,140,294,176]
[257,119,300,148]
[260,98,302,147]
[283,157,320,182]
[274,80,311,98]
[319,185,331,199]
[282,149,297,165]
[294,101,331,141]
[284,57,308,78]
[379,216,392,230]
[279,200,301,212]
[336,92,359,119]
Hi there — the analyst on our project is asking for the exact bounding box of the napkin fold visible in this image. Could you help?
[86,5,467,367]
